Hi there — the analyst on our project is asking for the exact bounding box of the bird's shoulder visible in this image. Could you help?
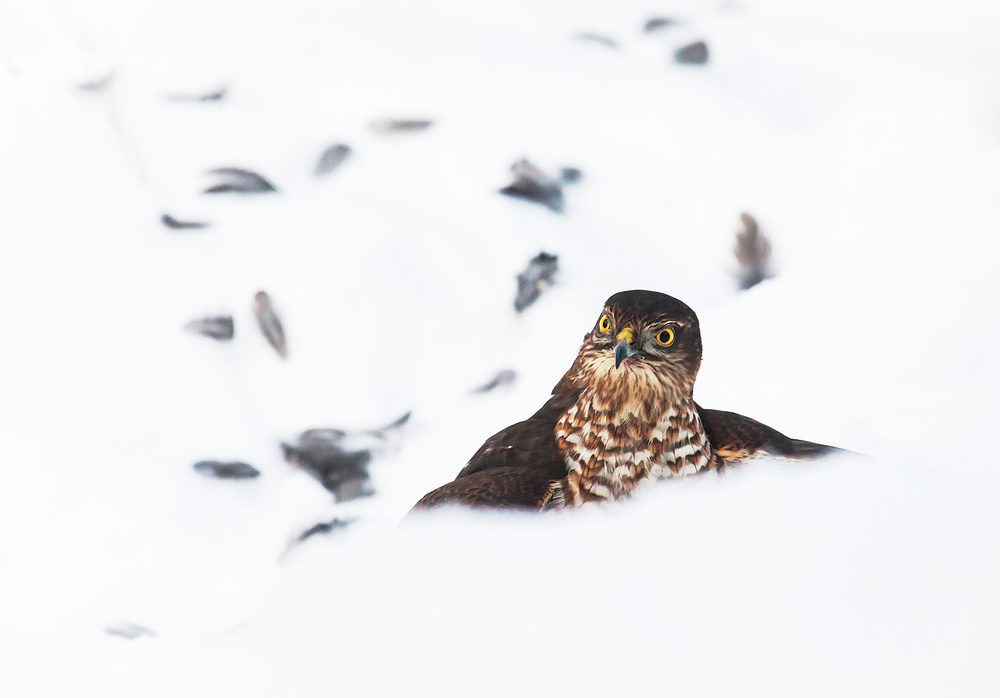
[456,390,579,481]
[696,404,844,462]
[409,390,580,512]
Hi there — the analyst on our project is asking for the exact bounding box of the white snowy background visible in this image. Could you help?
[2,0,999,695]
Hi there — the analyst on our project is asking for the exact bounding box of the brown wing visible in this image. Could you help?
[412,467,557,510]
[457,392,577,479]
[411,391,579,511]
[696,405,846,463]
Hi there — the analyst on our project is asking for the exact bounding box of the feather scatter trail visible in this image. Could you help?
[1,0,998,696]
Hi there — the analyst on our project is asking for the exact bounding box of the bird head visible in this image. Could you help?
[560,290,703,404]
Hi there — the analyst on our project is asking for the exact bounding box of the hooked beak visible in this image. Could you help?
[614,328,638,369]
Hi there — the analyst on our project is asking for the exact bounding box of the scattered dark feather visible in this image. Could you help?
[203,167,278,194]
[515,252,558,313]
[106,622,155,640]
[575,33,618,49]
[253,290,287,358]
[674,41,710,65]
[499,158,565,213]
[78,70,114,91]
[193,460,261,479]
[281,412,409,501]
[560,167,582,184]
[203,184,243,194]
[298,518,354,542]
[644,17,677,33]
[315,144,352,177]
[167,87,228,102]
[281,430,374,502]
[161,213,210,230]
[184,316,234,341]
[364,411,412,438]
[735,212,772,290]
[369,119,434,134]
[473,369,517,394]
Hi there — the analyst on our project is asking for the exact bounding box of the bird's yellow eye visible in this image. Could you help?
[598,315,611,333]
[655,328,675,347]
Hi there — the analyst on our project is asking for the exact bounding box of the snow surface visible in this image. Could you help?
[2,0,1000,695]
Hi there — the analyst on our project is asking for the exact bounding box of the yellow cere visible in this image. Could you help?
[599,315,611,333]
[655,328,675,346]
[616,327,635,345]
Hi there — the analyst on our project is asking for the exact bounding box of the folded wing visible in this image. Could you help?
[697,405,846,463]
[411,392,577,511]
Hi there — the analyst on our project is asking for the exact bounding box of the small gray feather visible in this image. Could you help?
[193,460,260,479]
[162,213,210,230]
[204,168,278,194]
[184,316,234,341]
[514,252,558,313]
[253,291,287,358]
[500,159,565,213]
[369,119,434,134]
[674,41,709,65]
[315,144,352,177]
[735,212,772,290]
